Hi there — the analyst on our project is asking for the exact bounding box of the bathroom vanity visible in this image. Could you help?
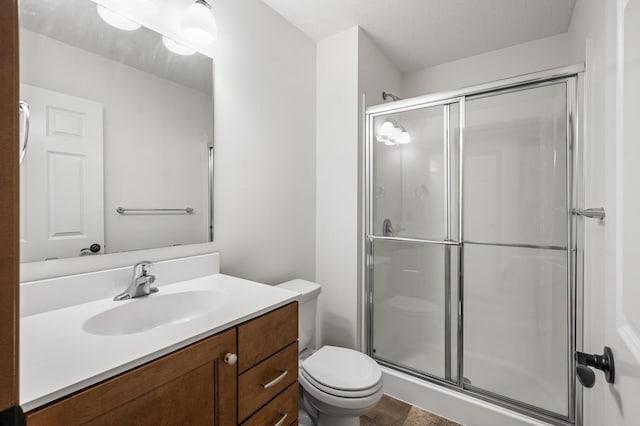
[20,254,300,425]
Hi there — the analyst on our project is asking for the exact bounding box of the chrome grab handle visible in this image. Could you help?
[116,206,194,214]
[572,207,606,220]
[273,412,288,426]
[19,100,30,164]
[261,370,288,389]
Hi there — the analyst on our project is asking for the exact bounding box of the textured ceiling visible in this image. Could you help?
[262,0,576,72]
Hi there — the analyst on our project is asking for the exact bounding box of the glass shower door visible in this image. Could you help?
[369,102,460,383]
[366,72,579,424]
[462,83,570,416]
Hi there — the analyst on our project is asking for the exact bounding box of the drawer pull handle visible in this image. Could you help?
[262,370,288,389]
[274,412,288,426]
[224,353,237,365]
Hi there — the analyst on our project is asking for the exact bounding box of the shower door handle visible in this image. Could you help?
[572,208,606,220]
[576,346,615,388]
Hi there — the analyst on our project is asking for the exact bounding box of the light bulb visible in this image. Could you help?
[96,5,141,31]
[379,121,394,137]
[182,0,218,45]
[399,131,411,144]
[391,126,402,141]
[132,0,158,16]
[162,37,196,55]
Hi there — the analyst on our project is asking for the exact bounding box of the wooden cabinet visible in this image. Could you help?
[25,302,299,426]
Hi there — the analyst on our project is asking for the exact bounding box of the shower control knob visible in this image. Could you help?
[224,352,237,366]
[575,346,615,388]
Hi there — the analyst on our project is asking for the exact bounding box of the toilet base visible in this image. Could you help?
[299,378,383,426]
[298,406,361,426]
[317,413,362,426]
[298,388,360,426]
[298,408,314,426]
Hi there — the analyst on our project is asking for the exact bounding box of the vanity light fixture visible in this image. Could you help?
[162,36,196,55]
[182,0,218,45]
[96,4,141,31]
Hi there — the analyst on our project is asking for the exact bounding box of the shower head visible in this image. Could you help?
[382,91,401,102]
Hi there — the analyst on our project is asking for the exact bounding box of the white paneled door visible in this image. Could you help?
[602,0,640,424]
[20,84,104,262]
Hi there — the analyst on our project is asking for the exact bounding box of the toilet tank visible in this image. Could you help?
[276,279,321,353]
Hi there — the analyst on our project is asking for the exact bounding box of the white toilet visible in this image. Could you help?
[277,279,384,426]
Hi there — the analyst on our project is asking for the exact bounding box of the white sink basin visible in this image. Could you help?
[83,290,227,336]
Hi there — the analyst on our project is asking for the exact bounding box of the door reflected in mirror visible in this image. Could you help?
[19,0,214,263]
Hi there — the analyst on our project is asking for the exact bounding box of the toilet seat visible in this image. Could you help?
[300,368,383,398]
[300,346,383,398]
[299,370,384,415]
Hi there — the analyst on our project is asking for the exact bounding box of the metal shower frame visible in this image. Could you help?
[363,64,585,426]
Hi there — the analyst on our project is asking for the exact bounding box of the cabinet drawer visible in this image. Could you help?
[241,382,298,426]
[238,342,298,421]
[238,302,297,372]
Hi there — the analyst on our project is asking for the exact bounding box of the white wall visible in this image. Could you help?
[208,0,316,284]
[402,33,570,97]
[20,29,212,255]
[315,27,360,349]
[315,27,404,351]
[358,30,404,109]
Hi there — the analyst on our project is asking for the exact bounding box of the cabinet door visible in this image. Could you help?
[26,328,237,426]
[85,364,214,426]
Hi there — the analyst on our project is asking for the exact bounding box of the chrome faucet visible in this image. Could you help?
[114,261,158,301]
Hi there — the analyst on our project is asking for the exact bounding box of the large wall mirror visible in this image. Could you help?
[19,0,214,263]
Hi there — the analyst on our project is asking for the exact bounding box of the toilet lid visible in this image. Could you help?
[301,346,382,391]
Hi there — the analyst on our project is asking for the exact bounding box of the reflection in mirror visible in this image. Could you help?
[19,0,214,263]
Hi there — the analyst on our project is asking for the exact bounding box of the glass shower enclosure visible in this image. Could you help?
[364,66,583,425]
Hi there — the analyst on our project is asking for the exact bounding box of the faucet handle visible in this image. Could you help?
[133,260,153,276]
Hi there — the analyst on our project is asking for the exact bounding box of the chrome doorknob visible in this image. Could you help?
[224,353,237,365]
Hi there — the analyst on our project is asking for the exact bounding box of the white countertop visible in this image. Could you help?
[20,273,299,412]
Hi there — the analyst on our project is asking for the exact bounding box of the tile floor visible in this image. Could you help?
[360,395,461,426]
